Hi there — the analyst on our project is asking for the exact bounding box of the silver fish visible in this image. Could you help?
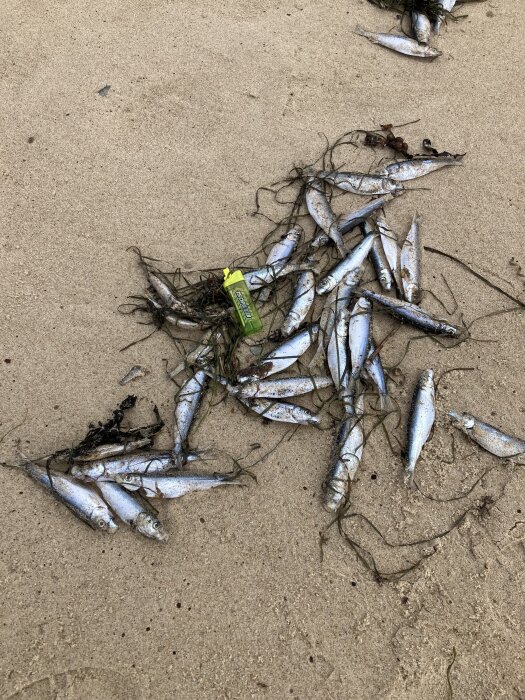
[116,472,239,499]
[238,324,319,382]
[400,212,422,304]
[448,412,525,458]
[323,393,365,512]
[376,212,403,292]
[244,260,314,291]
[281,265,316,337]
[434,0,456,33]
[70,451,175,481]
[411,11,431,44]
[96,481,168,541]
[405,369,435,486]
[327,307,350,391]
[364,343,389,410]
[259,225,303,302]
[348,297,372,394]
[148,272,201,319]
[311,193,398,248]
[311,269,361,369]
[377,156,462,182]
[240,398,320,426]
[305,178,345,256]
[169,328,221,378]
[363,220,393,291]
[318,170,403,196]
[72,438,152,462]
[173,370,208,463]
[359,289,461,337]
[317,233,377,295]
[145,294,211,330]
[356,26,442,59]
[230,375,333,399]
[23,461,118,531]
[119,365,148,386]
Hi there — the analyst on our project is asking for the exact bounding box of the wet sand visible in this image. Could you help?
[1,1,524,698]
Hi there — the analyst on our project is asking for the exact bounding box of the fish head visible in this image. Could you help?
[439,321,462,338]
[135,512,169,542]
[316,277,334,295]
[378,271,392,290]
[286,226,304,244]
[92,507,118,533]
[114,474,141,490]
[322,484,347,513]
[448,411,475,432]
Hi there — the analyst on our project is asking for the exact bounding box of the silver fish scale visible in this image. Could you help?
[405,369,435,485]
[172,370,208,461]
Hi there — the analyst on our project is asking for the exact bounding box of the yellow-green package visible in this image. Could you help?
[223,268,263,336]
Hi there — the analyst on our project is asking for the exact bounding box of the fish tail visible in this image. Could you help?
[355,25,370,38]
[403,469,415,489]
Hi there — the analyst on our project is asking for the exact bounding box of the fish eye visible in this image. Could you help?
[152,521,159,529]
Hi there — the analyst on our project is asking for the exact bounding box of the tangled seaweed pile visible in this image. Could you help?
[358,0,484,59]
[10,124,524,580]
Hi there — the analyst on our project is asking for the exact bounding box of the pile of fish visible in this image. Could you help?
[13,126,524,550]
[358,0,483,59]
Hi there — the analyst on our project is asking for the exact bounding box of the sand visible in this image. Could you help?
[1,1,524,698]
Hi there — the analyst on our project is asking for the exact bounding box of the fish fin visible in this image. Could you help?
[355,25,370,38]
[403,471,415,488]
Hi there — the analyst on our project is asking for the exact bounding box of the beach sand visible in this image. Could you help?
[1,1,524,698]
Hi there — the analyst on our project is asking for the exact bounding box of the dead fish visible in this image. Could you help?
[311,193,399,248]
[400,213,422,304]
[240,398,321,426]
[318,170,403,196]
[363,343,389,410]
[305,178,346,256]
[145,294,211,330]
[317,233,377,295]
[116,472,240,499]
[448,412,525,458]
[359,289,461,337]
[22,460,118,531]
[323,393,365,511]
[72,438,153,462]
[411,11,431,44]
[119,366,148,386]
[230,375,333,400]
[281,264,316,337]
[311,268,362,369]
[244,260,315,291]
[327,306,351,391]
[405,369,435,486]
[259,225,303,302]
[356,26,442,59]
[363,219,393,291]
[169,328,221,378]
[434,0,457,33]
[148,272,201,319]
[237,324,319,382]
[376,212,403,292]
[348,297,372,392]
[377,156,462,182]
[70,451,176,481]
[172,370,208,464]
[96,481,168,541]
